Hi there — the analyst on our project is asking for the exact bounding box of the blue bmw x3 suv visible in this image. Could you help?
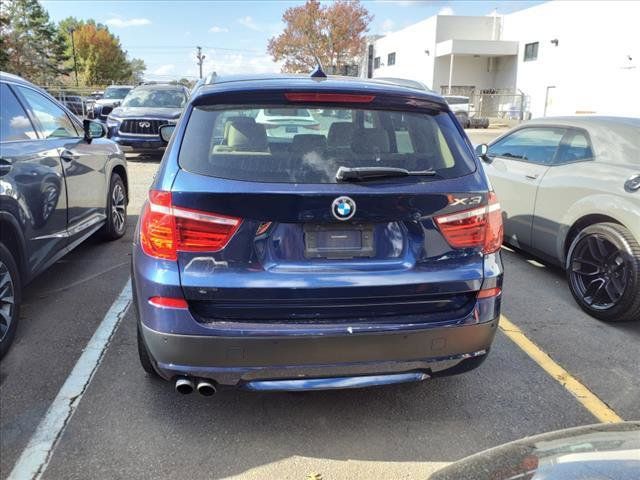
[132,72,504,395]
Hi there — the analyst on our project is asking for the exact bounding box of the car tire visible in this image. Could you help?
[0,243,21,359]
[101,173,127,240]
[566,222,640,322]
[137,324,158,376]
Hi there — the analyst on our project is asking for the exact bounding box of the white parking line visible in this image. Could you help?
[8,281,132,480]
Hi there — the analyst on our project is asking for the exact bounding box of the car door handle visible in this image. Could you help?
[525,174,539,180]
[60,150,79,162]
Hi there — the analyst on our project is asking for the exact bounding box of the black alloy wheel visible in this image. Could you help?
[0,243,20,358]
[100,172,127,240]
[567,223,640,322]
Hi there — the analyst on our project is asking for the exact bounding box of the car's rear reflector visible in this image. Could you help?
[477,287,502,299]
[285,93,375,103]
[140,190,242,260]
[435,192,503,254]
[148,296,188,309]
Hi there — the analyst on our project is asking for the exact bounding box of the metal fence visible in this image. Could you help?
[441,87,531,126]
[41,86,111,119]
[471,92,531,122]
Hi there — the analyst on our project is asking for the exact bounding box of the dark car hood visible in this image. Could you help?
[110,106,182,119]
[429,422,640,480]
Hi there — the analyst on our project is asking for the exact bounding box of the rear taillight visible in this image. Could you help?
[140,191,175,260]
[435,192,503,254]
[140,190,242,260]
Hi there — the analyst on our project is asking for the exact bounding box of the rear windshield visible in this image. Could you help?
[178,106,475,183]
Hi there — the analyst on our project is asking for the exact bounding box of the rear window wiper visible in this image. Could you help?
[336,166,438,182]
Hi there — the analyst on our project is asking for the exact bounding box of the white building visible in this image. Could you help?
[364,1,640,118]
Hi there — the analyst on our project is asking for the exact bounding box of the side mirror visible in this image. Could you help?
[475,143,491,162]
[159,124,176,143]
[83,119,106,142]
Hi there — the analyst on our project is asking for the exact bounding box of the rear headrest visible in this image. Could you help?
[226,117,268,151]
[290,134,327,154]
[351,128,390,154]
[327,122,355,147]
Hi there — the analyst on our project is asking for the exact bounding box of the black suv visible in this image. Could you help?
[0,72,129,357]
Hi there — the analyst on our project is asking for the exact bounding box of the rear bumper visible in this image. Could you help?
[140,316,498,388]
[132,234,503,390]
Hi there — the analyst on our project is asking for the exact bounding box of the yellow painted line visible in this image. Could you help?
[499,315,623,423]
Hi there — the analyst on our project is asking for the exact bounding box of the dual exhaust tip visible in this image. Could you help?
[175,377,217,396]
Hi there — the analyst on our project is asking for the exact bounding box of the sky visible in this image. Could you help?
[41,0,545,80]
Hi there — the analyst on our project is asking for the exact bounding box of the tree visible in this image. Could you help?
[0,10,10,70]
[267,0,372,74]
[177,78,194,88]
[128,58,146,84]
[58,20,131,85]
[57,18,145,85]
[0,0,68,83]
[59,17,146,85]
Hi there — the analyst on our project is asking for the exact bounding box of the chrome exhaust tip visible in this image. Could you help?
[175,377,194,394]
[196,379,217,397]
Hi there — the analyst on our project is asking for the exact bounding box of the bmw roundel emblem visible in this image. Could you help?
[332,196,356,221]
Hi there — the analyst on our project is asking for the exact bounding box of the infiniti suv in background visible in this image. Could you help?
[132,73,504,396]
[107,83,188,156]
[0,72,129,358]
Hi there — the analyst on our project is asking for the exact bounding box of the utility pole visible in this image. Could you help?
[68,26,79,87]
[196,46,205,79]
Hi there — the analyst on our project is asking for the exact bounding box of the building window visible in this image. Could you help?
[387,52,396,66]
[374,56,380,69]
[524,42,538,62]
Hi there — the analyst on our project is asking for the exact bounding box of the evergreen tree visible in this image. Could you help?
[0,0,68,83]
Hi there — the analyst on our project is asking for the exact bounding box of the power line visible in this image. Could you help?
[125,45,262,53]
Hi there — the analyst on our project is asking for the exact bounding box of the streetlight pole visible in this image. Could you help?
[68,26,79,87]
[196,46,205,79]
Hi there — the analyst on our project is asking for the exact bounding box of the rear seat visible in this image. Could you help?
[327,122,354,148]
[213,117,269,153]
[350,128,391,154]
[290,134,327,156]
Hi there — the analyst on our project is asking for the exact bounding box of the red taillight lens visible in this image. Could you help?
[173,206,241,252]
[140,190,176,260]
[148,296,188,309]
[484,192,503,254]
[435,192,503,254]
[140,190,242,260]
[284,93,375,103]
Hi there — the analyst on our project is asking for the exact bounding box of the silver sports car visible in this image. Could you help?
[477,116,640,322]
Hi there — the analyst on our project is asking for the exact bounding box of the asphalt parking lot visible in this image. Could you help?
[1,130,639,480]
